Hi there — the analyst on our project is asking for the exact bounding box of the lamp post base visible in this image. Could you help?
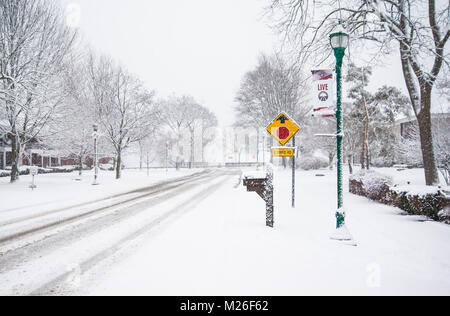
[330,224,357,246]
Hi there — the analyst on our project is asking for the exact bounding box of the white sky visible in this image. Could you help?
[62,0,278,127]
[61,0,445,127]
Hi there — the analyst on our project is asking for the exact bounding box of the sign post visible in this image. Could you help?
[266,112,300,209]
[165,141,169,173]
[92,124,99,186]
[30,166,38,190]
[292,136,296,208]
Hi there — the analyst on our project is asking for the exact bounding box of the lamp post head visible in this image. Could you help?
[330,24,349,50]
[93,124,98,132]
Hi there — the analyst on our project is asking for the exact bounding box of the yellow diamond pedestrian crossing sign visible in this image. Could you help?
[266,112,300,146]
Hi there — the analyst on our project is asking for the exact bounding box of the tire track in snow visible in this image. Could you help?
[0,170,215,246]
[0,170,239,295]
[0,170,212,227]
[31,173,235,296]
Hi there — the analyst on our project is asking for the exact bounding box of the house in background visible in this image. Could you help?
[0,139,65,171]
[222,126,272,166]
[0,133,9,170]
[395,113,450,138]
[0,131,76,170]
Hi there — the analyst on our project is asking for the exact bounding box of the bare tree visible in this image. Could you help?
[179,96,202,168]
[88,56,156,179]
[235,53,310,126]
[158,95,192,170]
[346,63,373,169]
[343,117,361,174]
[433,115,450,185]
[397,113,449,185]
[49,53,94,176]
[268,0,450,185]
[0,0,76,182]
[397,123,423,166]
[235,53,310,167]
[136,109,159,170]
[158,95,218,168]
[198,107,218,163]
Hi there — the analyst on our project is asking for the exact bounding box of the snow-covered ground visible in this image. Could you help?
[372,167,449,196]
[0,168,232,295]
[0,169,199,223]
[0,166,448,296]
[375,167,448,187]
[65,167,450,296]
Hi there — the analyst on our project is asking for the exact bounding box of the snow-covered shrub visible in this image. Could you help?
[349,176,365,197]
[350,170,450,224]
[297,155,329,170]
[49,166,76,173]
[362,172,392,202]
[0,166,76,177]
[99,163,114,171]
[19,168,30,175]
[391,187,449,221]
[350,170,393,204]
[371,156,395,168]
[0,170,11,177]
[439,207,450,224]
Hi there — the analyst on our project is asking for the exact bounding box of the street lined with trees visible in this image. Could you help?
[258,0,449,186]
[0,0,448,298]
[0,0,218,182]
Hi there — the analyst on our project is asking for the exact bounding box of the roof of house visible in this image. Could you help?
[395,113,450,125]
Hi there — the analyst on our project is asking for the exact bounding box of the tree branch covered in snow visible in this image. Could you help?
[267,0,449,185]
[87,55,157,179]
[0,0,77,182]
[235,53,310,127]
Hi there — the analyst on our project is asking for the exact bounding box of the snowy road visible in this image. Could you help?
[0,169,239,296]
[1,167,449,296]
[77,168,449,296]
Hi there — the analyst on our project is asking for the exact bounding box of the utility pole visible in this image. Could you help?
[256,128,259,169]
[92,124,99,185]
[147,151,150,177]
[166,141,169,173]
[262,135,265,167]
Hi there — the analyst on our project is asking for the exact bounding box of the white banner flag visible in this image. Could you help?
[312,70,334,112]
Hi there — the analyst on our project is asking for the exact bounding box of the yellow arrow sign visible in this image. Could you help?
[266,112,300,146]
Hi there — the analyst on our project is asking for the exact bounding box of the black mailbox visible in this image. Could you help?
[242,167,274,228]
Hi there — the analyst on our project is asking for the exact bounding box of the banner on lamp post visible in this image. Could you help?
[312,70,334,114]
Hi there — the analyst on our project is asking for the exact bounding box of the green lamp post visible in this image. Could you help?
[329,25,354,242]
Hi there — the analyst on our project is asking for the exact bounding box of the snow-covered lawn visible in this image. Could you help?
[79,167,450,296]
[0,169,199,223]
[370,167,449,197]
[374,167,449,187]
